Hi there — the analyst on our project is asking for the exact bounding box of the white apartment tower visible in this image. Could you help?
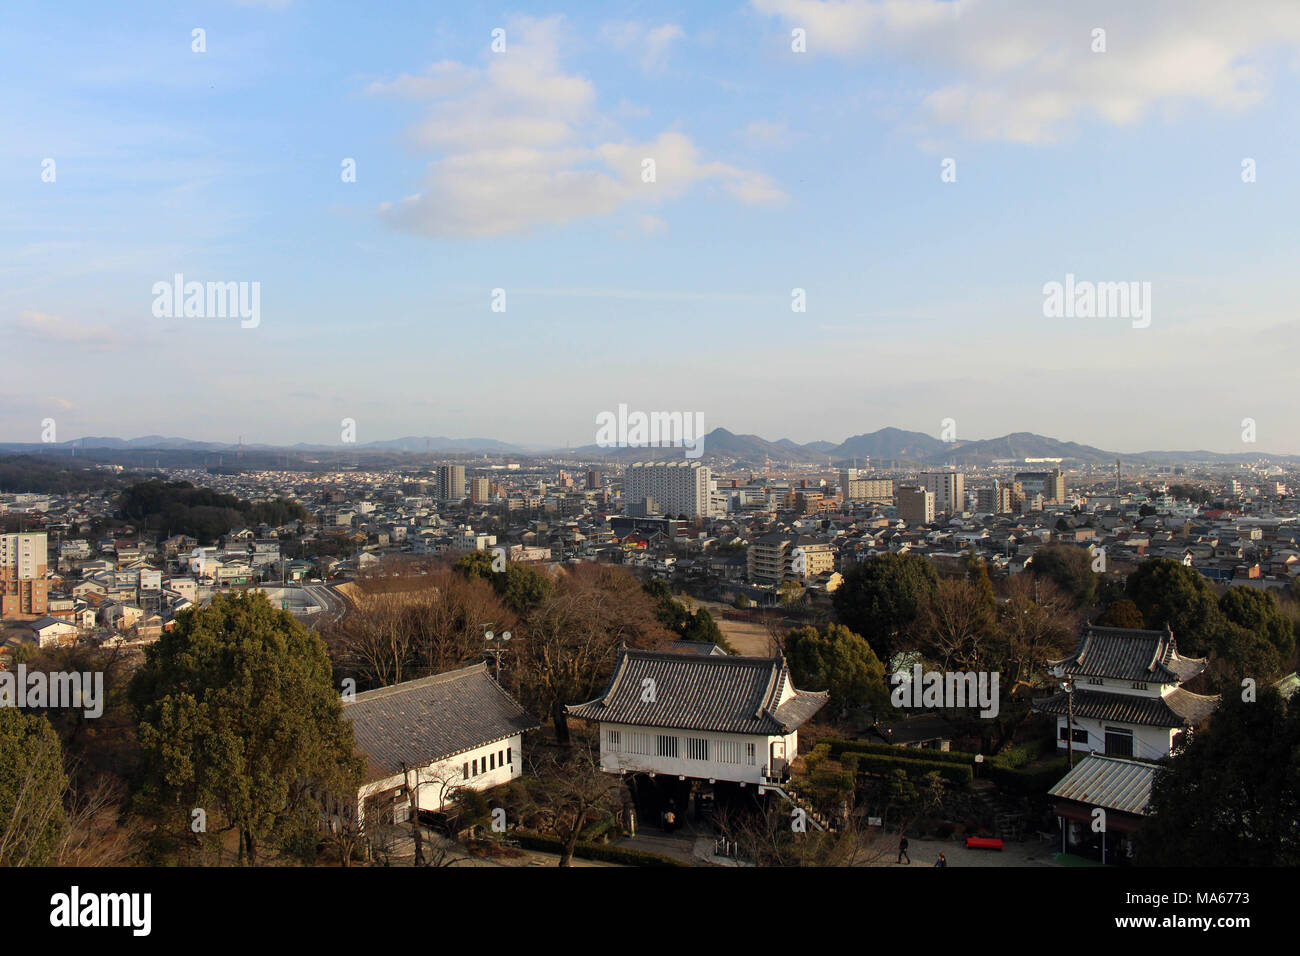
[920,471,965,515]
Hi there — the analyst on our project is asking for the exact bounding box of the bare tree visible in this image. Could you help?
[513,748,625,867]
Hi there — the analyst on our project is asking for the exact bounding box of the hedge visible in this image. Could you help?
[852,752,973,787]
[513,832,689,867]
[823,738,978,765]
[986,757,1070,795]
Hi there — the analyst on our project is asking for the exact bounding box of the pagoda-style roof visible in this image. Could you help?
[1034,687,1219,728]
[567,649,828,736]
[1049,624,1207,684]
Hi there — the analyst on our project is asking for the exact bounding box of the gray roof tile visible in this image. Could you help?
[1048,754,1158,815]
[567,649,827,735]
[344,663,538,781]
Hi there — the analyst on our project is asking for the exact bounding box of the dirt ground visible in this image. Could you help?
[694,600,779,657]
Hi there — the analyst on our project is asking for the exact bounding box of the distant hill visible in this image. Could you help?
[2,428,1296,467]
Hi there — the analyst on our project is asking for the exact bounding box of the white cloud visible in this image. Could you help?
[600,20,685,71]
[373,16,782,237]
[10,311,119,350]
[742,119,791,147]
[752,0,1300,144]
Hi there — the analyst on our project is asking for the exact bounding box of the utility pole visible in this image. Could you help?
[1063,678,1076,770]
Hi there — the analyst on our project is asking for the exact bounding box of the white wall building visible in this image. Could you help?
[568,649,828,789]
[623,461,713,518]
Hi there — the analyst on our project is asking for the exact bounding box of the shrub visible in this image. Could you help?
[513,832,688,867]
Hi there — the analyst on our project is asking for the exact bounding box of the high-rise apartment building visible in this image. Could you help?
[919,471,965,515]
[437,465,466,501]
[585,469,602,490]
[896,485,935,525]
[623,461,712,518]
[0,532,48,617]
[470,476,491,504]
[976,485,1013,514]
[1015,469,1066,503]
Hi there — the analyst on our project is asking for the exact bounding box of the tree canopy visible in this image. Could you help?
[130,590,362,864]
[831,553,939,666]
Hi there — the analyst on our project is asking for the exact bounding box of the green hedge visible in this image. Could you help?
[986,757,1070,795]
[853,752,973,787]
[513,832,689,867]
[823,738,978,765]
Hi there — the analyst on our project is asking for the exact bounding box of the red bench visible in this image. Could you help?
[965,837,1004,850]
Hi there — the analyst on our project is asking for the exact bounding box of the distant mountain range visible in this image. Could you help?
[3,427,1290,468]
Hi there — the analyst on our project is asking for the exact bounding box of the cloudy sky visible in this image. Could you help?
[3,0,1299,454]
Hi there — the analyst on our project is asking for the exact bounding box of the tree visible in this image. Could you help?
[1030,544,1097,606]
[832,553,938,666]
[1140,689,1300,866]
[785,623,890,720]
[1219,586,1295,664]
[130,591,364,865]
[511,749,624,867]
[911,577,998,673]
[0,709,67,866]
[514,565,672,744]
[1125,559,1222,655]
[1094,598,1145,629]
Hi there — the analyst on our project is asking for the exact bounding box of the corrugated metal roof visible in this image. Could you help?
[567,649,827,735]
[1048,754,1158,816]
[344,663,538,781]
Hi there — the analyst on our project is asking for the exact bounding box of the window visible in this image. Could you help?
[489,753,495,770]
[605,729,622,750]
[472,759,478,776]
[1104,727,1134,758]
[687,738,709,761]
[1059,726,1088,744]
[507,747,512,764]
[715,739,741,764]
[1130,681,1148,691]
[499,749,504,766]
[1087,677,1104,686]
[656,735,679,759]
[463,762,470,779]
[746,742,756,765]
[626,732,654,756]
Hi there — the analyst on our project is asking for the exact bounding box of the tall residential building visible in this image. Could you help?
[840,470,894,504]
[919,471,965,515]
[623,461,712,518]
[896,485,935,525]
[437,465,466,501]
[0,532,48,617]
[747,533,835,585]
[1015,468,1066,503]
[585,469,602,490]
[470,476,491,504]
[976,485,1013,514]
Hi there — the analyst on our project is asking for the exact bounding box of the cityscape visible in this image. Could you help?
[2,0,1294,936]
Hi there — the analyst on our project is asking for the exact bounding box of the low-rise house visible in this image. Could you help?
[334,664,538,833]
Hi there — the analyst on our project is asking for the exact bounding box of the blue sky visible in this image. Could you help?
[3,0,1299,454]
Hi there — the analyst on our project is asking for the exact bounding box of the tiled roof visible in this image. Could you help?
[567,649,827,735]
[1050,625,1206,683]
[1034,687,1219,728]
[1048,754,1158,816]
[344,663,538,781]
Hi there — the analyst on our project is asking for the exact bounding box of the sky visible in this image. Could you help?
[2,0,1300,455]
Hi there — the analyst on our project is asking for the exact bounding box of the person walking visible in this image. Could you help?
[897,834,911,864]
[934,852,947,867]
